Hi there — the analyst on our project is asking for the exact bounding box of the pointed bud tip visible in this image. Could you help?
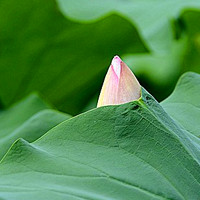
[111,55,122,78]
[112,55,121,62]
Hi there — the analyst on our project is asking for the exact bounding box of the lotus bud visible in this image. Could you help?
[97,55,141,107]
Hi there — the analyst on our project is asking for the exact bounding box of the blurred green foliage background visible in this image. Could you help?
[0,0,200,115]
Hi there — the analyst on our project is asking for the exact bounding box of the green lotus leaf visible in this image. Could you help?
[0,73,199,199]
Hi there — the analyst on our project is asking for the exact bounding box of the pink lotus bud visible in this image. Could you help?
[97,55,141,107]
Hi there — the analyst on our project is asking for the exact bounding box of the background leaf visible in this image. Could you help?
[0,0,146,115]
[162,72,200,138]
[181,11,200,74]
[57,0,200,52]
[0,94,70,160]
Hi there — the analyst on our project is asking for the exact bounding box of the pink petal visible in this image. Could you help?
[97,55,141,107]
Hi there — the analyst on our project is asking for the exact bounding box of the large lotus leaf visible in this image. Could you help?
[162,72,200,138]
[57,0,200,53]
[0,0,146,115]
[0,85,199,199]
